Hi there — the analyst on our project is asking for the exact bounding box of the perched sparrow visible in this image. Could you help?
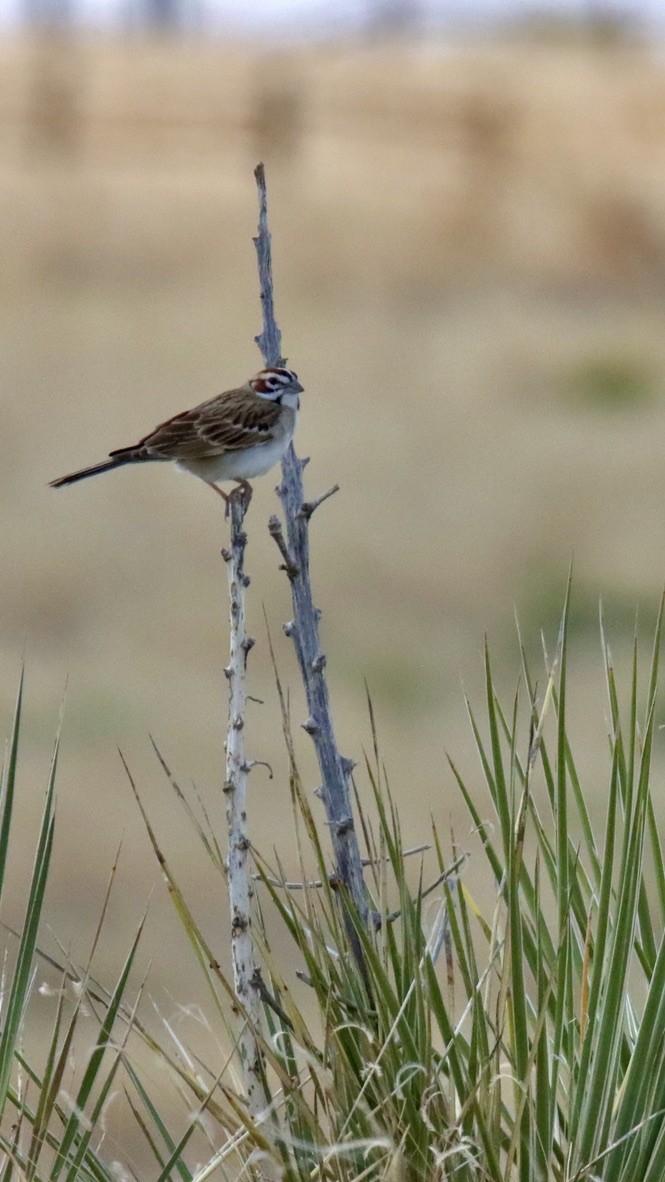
[50,367,303,505]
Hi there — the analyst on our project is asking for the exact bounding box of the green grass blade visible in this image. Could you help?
[124,1059,193,1182]
[0,733,56,1124]
[50,919,144,1182]
[0,669,25,907]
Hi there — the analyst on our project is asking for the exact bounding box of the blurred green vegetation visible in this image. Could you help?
[562,354,657,411]
[522,578,656,644]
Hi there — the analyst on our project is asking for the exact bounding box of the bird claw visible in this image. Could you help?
[231,481,253,515]
[210,481,253,518]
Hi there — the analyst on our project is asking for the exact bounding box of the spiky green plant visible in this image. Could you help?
[112,590,665,1181]
[0,677,149,1182]
[2,588,665,1182]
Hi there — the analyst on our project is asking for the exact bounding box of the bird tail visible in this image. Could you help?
[49,456,133,488]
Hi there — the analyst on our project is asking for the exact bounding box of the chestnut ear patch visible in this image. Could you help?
[251,367,301,399]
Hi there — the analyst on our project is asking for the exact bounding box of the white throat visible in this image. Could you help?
[278,389,301,411]
[256,388,300,411]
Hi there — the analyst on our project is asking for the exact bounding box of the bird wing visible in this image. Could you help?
[110,388,283,463]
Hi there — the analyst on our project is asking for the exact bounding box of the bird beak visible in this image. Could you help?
[293,381,304,394]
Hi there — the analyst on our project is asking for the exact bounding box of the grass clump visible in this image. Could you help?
[1,589,665,1180]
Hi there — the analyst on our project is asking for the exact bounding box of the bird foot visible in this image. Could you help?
[210,481,253,519]
[231,480,253,515]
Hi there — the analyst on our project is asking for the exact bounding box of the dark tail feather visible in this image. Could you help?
[49,456,133,488]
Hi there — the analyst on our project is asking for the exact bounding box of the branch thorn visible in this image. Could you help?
[297,484,340,520]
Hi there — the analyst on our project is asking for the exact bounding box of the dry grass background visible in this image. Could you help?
[2,26,665,1118]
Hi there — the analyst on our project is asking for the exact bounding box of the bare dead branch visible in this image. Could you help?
[378,852,469,927]
[253,164,370,936]
[267,514,298,578]
[222,484,271,1123]
[255,842,432,889]
[253,162,284,368]
[297,484,340,520]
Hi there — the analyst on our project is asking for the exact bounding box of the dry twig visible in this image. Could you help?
[253,162,369,929]
[222,486,271,1121]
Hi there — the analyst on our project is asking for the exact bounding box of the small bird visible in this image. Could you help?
[49,367,303,507]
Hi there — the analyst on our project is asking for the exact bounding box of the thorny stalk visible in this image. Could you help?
[222,487,272,1125]
[253,163,370,939]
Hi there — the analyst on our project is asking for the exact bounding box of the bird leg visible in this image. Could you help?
[232,480,253,513]
[209,483,230,515]
[209,481,253,518]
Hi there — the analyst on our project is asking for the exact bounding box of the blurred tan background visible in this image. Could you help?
[3,10,665,1152]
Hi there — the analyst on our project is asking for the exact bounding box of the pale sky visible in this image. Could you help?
[0,0,663,34]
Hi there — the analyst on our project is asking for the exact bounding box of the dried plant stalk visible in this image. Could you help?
[222,489,270,1120]
[253,162,369,928]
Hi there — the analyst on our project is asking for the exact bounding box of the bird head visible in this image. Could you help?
[250,367,303,408]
